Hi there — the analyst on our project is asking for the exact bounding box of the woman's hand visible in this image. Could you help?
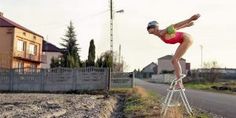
[186,22,194,27]
[190,14,200,21]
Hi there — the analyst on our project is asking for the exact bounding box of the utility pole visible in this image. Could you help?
[200,45,203,68]
[109,0,124,71]
[110,0,114,70]
[119,44,121,64]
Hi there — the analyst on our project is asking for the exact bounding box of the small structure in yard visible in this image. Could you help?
[135,62,157,79]
[41,40,64,68]
[158,55,189,74]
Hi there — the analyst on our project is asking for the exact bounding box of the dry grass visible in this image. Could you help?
[111,86,212,118]
[165,106,184,118]
[132,86,149,98]
[122,86,185,118]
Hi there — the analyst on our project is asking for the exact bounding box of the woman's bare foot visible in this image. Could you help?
[175,82,184,89]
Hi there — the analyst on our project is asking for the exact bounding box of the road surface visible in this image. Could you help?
[135,78,236,118]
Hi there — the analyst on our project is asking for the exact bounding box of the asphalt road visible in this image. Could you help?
[135,78,236,118]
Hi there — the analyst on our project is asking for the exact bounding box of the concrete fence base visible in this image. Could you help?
[0,67,109,92]
[0,67,134,93]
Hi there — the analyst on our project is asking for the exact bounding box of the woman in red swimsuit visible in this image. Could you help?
[147,14,200,88]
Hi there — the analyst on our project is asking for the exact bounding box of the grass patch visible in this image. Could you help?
[110,88,133,95]
[184,82,220,90]
[123,86,162,117]
[184,81,236,95]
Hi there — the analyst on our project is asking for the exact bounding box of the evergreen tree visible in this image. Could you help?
[60,21,80,68]
[87,39,95,66]
[96,51,112,68]
[50,57,60,68]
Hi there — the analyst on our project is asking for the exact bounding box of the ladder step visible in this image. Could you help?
[167,89,185,91]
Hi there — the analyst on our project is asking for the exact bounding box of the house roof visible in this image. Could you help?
[142,62,158,72]
[0,15,43,38]
[43,40,63,52]
[158,55,185,61]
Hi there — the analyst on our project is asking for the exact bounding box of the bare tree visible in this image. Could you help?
[203,60,220,83]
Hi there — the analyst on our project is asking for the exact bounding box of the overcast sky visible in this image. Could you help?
[1,0,236,71]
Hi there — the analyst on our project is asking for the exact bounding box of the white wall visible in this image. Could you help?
[158,59,186,74]
[41,52,62,68]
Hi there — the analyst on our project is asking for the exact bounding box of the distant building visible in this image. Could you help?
[41,40,63,68]
[0,12,44,69]
[186,62,191,74]
[139,62,157,78]
[158,55,188,74]
[135,55,190,79]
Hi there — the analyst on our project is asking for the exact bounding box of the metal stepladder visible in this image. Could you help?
[161,74,193,117]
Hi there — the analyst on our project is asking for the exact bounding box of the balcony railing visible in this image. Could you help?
[13,52,47,63]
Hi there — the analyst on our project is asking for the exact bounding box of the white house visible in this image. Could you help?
[41,40,63,68]
[158,55,187,74]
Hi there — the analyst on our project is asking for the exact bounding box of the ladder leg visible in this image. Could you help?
[162,79,176,114]
[164,89,171,104]
[161,91,170,114]
[181,90,193,113]
[163,81,176,117]
[179,90,191,114]
[169,79,175,89]
[180,90,193,115]
[163,87,175,117]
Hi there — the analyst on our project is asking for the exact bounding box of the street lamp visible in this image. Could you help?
[116,9,124,13]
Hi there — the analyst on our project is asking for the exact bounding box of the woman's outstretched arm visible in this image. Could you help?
[177,22,194,29]
[173,14,200,30]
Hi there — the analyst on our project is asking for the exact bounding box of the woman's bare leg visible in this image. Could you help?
[172,34,193,88]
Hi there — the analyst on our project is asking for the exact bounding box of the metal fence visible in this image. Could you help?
[191,68,236,81]
[0,67,134,92]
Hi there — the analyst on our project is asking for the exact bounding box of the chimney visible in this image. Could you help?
[0,12,3,16]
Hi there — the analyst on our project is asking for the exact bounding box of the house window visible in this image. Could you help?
[17,40,25,52]
[17,61,24,73]
[29,44,37,55]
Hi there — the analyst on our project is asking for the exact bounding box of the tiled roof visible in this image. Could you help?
[142,62,158,72]
[0,15,43,38]
[42,40,63,52]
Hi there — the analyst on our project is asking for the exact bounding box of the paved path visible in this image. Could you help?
[135,78,236,118]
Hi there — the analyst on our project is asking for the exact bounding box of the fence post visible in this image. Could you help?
[73,69,77,91]
[9,69,14,91]
[104,68,111,98]
[107,68,111,91]
[40,69,45,92]
[131,71,135,88]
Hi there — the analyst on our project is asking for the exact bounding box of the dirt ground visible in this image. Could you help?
[0,93,118,118]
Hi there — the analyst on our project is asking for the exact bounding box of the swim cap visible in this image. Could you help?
[147,21,158,30]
